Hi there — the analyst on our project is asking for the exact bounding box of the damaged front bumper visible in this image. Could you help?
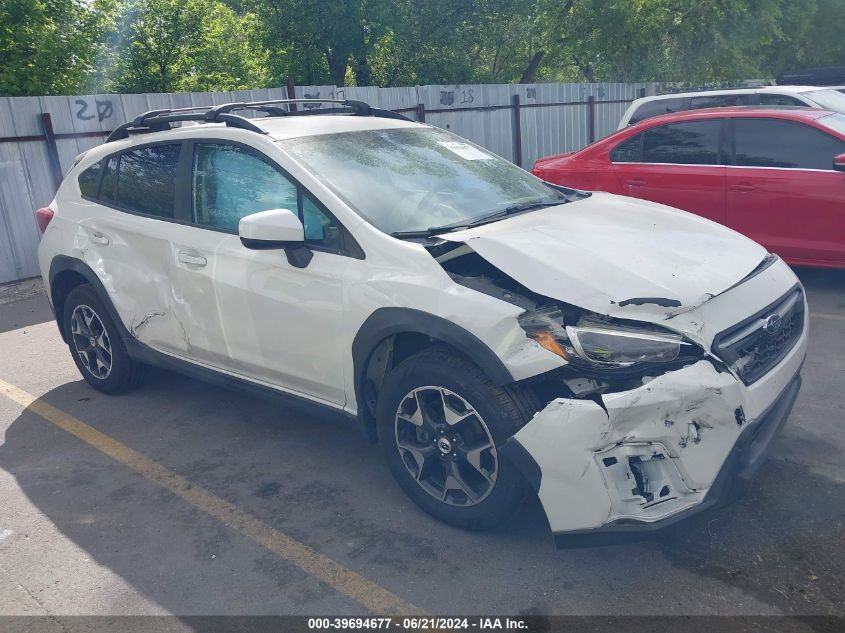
[503,329,806,547]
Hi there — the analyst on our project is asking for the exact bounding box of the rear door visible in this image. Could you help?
[79,142,190,355]
[725,118,845,264]
[611,119,727,223]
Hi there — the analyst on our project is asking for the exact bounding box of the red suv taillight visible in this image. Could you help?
[35,207,54,234]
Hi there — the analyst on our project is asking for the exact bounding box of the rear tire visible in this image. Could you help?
[63,284,141,394]
[376,345,538,530]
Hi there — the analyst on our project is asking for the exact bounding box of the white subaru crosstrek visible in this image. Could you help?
[36,99,808,546]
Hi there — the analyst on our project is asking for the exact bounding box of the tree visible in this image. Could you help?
[0,0,110,96]
[256,0,387,86]
[104,0,268,93]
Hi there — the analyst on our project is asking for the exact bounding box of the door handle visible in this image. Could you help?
[626,178,647,187]
[729,183,755,193]
[177,252,207,267]
[89,232,109,245]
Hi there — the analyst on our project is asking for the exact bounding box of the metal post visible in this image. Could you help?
[586,95,596,144]
[638,87,646,99]
[40,113,63,190]
[416,103,426,123]
[512,93,523,168]
[286,77,298,112]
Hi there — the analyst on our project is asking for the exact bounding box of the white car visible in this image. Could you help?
[36,99,808,545]
[618,85,845,128]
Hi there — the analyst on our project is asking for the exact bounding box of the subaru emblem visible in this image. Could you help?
[763,313,782,335]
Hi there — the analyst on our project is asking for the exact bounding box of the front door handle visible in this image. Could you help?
[89,232,109,245]
[177,252,207,267]
[627,178,647,187]
[729,183,755,192]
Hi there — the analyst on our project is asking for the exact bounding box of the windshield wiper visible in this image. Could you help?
[390,226,463,239]
[462,199,564,229]
[390,198,566,240]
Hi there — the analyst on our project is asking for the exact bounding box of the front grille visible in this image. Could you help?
[712,286,805,385]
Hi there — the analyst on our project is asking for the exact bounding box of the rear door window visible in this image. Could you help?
[628,98,686,124]
[641,120,722,165]
[112,144,181,218]
[733,119,845,169]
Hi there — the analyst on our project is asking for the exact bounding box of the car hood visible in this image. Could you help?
[441,192,768,320]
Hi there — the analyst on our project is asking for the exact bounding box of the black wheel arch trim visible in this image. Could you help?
[48,255,131,345]
[351,307,516,427]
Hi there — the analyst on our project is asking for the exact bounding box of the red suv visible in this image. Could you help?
[533,108,845,268]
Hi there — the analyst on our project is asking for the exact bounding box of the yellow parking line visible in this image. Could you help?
[0,378,421,615]
[810,312,845,322]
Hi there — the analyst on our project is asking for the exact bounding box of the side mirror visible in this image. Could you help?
[834,153,845,172]
[239,208,313,268]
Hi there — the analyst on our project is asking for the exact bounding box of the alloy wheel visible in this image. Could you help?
[394,386,498,506]
[70,304,113,379]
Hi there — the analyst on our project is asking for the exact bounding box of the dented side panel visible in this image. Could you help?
[76,206,189,356]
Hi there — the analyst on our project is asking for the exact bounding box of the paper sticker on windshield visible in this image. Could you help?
[437,141,494,160]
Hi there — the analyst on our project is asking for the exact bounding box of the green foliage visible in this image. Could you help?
[0,0,111,96]
[105,0,268,93]
[1,0,843,96]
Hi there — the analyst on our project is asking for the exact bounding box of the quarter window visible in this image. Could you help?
[733,119,845,169]
[640,120,722,165]
[113,144,181,218]
[610,134,642,162]
[192,143,297,232]
[628,98,686,125]
[78,161,102,198]
[100,156,118,203]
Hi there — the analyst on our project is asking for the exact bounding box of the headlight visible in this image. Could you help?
[518,307,692,368]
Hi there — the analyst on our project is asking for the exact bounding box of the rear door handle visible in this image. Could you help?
[729,183,755,192]
[626,178,647,187]
[177,252,207,267]
[89,232,109,245]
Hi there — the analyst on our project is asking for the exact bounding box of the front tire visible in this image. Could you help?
[376,346,537,530]
[63,284,140,394]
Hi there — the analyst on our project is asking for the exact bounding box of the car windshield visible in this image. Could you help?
[805,89,845,113]
[278,127,562,235]
[817,113,845,136]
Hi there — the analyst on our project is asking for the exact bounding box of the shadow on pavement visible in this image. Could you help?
[0,294,53,335]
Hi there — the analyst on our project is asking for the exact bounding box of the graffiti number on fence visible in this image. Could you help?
[439,87,475,107]
[75,99,114,122]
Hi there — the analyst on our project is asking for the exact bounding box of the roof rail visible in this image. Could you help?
[105,98,412,143]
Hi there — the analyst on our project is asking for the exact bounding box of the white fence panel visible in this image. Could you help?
[418,84,516,162]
